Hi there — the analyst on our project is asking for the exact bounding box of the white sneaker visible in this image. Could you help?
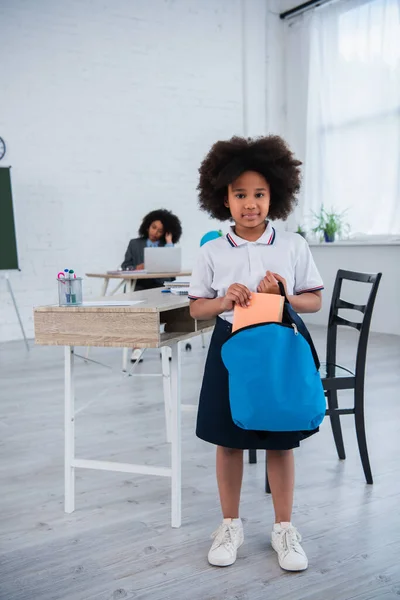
[208,518,244,567]
[130,349,143,363]
[271,522,308,571]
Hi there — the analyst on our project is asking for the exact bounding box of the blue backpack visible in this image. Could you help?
[221,285,326,432]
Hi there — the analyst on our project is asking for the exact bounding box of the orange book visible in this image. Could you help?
[232,292,284,333]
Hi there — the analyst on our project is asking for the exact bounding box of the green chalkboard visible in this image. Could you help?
[0,167,19,271]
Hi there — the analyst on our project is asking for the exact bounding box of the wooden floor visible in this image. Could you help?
[1,326,400,600]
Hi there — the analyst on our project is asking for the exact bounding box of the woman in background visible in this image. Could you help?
[121,209,182,287]
[121,209,182,362]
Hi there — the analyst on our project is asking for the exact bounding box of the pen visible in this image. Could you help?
[63,269,71,303]
[69,270,76,304]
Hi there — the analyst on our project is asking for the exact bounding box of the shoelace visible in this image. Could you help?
[279,526,303,555]
[211,523,239,552]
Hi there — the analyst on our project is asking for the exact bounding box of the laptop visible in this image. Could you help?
[144,247,182,274]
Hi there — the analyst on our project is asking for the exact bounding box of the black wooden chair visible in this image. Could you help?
[249,269,382,491]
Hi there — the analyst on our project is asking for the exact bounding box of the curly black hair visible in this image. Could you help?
[197,135,302,221]
[138,209,182,244]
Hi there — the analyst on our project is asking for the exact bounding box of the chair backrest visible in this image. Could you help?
[326,270,382,381]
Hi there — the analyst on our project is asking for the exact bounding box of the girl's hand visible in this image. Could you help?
[221,283,252,311]
[257,271,288,296]
[135,263,145,271]
[165,232,173,244]
[257,271,280,294]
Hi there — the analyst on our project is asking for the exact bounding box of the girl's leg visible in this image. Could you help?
[216,446,244,517]
[266,449,294,522]
[208,446,244,567]
[268,449,308,571]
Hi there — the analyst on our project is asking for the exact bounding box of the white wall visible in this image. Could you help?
[0,0,273,342]
[303,244,400,335]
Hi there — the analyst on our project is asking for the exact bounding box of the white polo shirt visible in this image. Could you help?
[189,222,324,323]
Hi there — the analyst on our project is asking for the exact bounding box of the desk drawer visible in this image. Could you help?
[34,310,160,347]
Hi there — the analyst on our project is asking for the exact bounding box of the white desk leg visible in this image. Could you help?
[161,346,172,443]
[122,350,129,372]
[101,277,110,296]
[201,332,206,349]
[170,342,182,528]
[65,346,75,513]
[122,279,137,372]
[86,278,109,360]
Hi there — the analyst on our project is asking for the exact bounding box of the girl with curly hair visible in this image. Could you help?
[189,136,323,571]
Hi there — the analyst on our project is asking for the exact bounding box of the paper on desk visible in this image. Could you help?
[82,300,145,307]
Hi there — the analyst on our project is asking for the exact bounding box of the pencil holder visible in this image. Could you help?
[58,277,83,306]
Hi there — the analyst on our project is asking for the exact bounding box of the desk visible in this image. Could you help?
[86,271,193,370]
[34,289,214,528]
[86,271,192,296]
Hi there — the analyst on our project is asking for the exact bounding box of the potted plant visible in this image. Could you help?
[312,207,347,243]
[296,225,306,239]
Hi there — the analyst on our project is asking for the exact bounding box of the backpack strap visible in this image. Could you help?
[278,282,321,371]
[277,281,288,301]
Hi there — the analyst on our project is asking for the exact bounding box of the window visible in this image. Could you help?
[302,0,400,236]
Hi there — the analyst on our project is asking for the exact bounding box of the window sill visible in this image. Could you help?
[308,237,400,247]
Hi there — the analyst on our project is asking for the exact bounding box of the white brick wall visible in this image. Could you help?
[0,0,279,342]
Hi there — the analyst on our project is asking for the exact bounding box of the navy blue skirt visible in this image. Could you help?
[196,317,319,450]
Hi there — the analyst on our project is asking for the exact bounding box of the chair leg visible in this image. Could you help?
[354,387,373,484]
[265,452,271,494]
[249,449,257,464]
[326,389,346,460]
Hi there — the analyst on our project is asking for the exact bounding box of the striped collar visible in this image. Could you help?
[226,222,276,247]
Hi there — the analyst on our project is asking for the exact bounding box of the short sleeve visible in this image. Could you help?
[188,247,217,300]
[294,239,324,295]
